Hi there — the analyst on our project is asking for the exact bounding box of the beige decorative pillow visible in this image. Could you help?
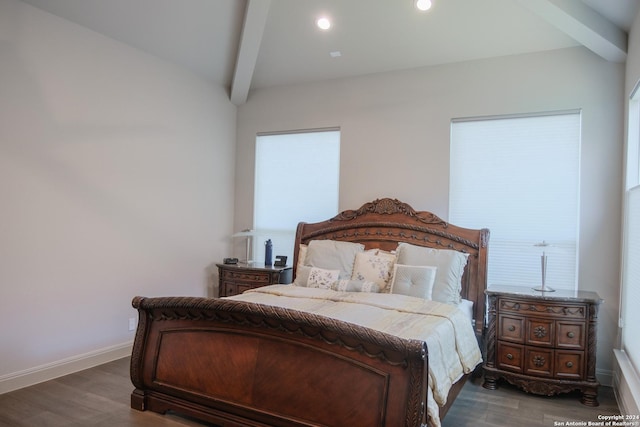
[307,267,340,289]
[296,244,308,272]
[305,240,365,279]
[351,250,396,292]
[293,265,312,286]
[395,243,469,305]
[332,279,380,293]
[389,264,437,300]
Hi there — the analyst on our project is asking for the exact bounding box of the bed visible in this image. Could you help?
[130,198,489,427]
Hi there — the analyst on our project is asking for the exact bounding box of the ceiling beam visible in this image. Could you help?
[517,0,627,62]
[230,0,270,105]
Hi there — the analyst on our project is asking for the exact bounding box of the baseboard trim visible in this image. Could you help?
[597,367,614,387]
[0,341,133,394]
[613,349,640,415]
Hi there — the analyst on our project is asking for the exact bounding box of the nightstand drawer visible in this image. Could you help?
[555,351,584,379]
[556,321,585,349]
[526,318,554,347]
[525,347,553,377]
[498,297,587,320]
[222,282,255,297]
[220,269,272,285]
[497,342,524,372]
[498,315,525,343]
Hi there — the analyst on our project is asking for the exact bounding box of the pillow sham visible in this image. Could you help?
[350,250,396,292]
[395,243,469,305]
[389,264,437,300]
[296,244,308,272]
[332,279,380,293]
[307,267,340,289]
[305,240,365,279]
[293,265,312,286]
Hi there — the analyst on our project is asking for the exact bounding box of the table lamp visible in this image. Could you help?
[532,240,554,292]
[231,229,256,264]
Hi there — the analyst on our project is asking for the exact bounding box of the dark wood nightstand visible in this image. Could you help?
[482,285,602,406]
[216,263,293,297]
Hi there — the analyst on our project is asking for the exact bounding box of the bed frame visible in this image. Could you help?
[130,198,489,427]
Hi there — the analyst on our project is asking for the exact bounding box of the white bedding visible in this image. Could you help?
[458,298,474,324]
[228,285,482,427]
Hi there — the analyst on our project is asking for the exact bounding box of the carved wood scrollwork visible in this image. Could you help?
[532,355,546,367]
[330,198,448,227]
[533,326,547,338]
[500,300,584,317]
[132,296,423,367]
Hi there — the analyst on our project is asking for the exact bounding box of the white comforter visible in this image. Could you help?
[228,285,482,427]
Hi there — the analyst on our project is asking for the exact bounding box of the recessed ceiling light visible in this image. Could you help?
[317,17,331,30]
[416,0,432,11]
[330,51,342,58]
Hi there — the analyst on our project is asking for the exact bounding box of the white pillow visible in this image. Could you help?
[305,240,365,279]
[395,243,469,305]
[389,264,437,300]
[307,267,340,289]
[350,250,396,292]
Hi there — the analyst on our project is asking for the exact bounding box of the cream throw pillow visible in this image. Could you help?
[296,244,308,272]
[351,250,396,292]
[332,279,380,293]
[389,264,437,300]
[395,243,469,305]
[293,265,312,286]
[307,267,340,289]
[305,240,365,279]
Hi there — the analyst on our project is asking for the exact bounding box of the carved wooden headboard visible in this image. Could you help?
[293,198,490,336]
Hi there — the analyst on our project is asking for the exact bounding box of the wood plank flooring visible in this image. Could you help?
[0,357,620,426]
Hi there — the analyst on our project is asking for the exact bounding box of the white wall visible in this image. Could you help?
[0,0,236,391]
[236,46,624,382]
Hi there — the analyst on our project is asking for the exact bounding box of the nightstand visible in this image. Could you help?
[482,285,602,406]
[216,263,293,297]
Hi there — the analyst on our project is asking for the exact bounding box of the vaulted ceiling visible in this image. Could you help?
[20,0,640,105]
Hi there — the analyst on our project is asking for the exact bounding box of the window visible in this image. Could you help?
[449,111,581,291]
[618,87,640,381]
[621,185,640,373]
[253,129,340,263]
[627,94,640,190]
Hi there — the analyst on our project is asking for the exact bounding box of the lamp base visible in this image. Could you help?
[532,286,555,292]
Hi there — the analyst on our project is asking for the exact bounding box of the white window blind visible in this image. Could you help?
[626,98,640,190]
[450,112,581,290]
[622,185,640,373]
[253,129,340,263]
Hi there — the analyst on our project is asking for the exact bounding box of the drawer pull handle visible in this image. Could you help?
[566,361,574,368]
[508,325,516,332]
[567,332,575,338]
[506,353,514,360]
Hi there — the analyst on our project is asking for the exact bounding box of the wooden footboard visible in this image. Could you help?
[130,296,429,427]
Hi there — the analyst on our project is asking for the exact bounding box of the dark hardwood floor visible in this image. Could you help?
[442,374,620,427]
[0,357,620,426]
